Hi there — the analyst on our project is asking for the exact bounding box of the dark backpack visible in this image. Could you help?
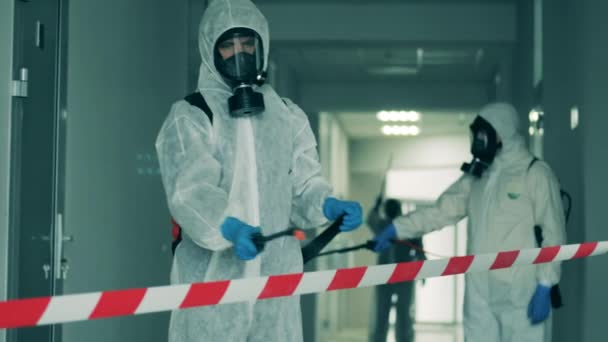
[171,92,213,254]
[528,158,571,309]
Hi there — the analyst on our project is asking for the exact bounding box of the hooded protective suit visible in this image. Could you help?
[155,0,332,340]
[393,103,566,342]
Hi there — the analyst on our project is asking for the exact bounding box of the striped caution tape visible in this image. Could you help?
[1,241,606,329]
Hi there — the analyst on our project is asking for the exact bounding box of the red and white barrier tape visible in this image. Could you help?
[1,241,606,329]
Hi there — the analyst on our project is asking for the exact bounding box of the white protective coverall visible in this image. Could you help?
[393,103,566,342]
[155,0,332,340]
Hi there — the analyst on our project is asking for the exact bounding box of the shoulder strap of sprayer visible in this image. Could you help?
[184,92,213,123]
[527,157,565,309]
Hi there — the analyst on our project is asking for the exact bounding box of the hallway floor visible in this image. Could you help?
[326,323,463,342]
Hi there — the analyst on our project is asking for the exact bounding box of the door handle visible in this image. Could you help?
[54,213,73,279]
[32,235,50,241]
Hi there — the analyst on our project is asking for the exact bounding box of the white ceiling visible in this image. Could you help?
[273,44,508,83]
[258,0,515,87]
[255,0,514,3]
[333,110,477,139]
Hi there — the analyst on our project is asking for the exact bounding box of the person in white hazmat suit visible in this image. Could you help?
[373,103,566,342]
[155,0,363,341]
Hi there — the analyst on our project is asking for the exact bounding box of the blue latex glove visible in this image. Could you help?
[322,197,363,232]
[372,223,397,252]
[220,217,261,261]
[527,284,552,324]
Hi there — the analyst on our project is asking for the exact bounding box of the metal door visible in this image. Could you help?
[8,0,65,341]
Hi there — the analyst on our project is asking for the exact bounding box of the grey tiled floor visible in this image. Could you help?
[325,323,463,342]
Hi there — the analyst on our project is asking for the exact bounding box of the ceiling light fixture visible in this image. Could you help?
[381,125,421,136]
[377,110,421,122]
[368,65,419,76]
[529,109,540,123]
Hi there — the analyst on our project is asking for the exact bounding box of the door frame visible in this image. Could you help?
[51,0,70,339]
[0,1,16,341]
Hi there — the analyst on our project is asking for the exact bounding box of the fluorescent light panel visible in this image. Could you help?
[382,125,420,136]
[377,110,421,122]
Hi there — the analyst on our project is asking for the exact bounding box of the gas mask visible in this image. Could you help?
[461,116,502,177]
[214,28,266,117]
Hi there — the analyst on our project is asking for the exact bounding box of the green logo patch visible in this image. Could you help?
[508,193,521,200]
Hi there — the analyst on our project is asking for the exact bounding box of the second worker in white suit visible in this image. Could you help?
[373,103,566,342]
